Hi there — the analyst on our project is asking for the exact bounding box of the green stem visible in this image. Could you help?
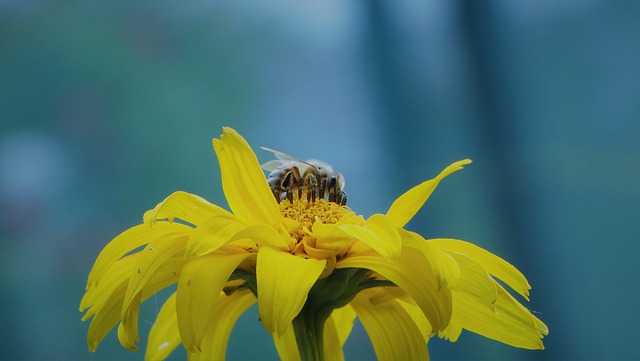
[292,305,330,361]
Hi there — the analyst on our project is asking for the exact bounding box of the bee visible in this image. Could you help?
[260,147,347,205]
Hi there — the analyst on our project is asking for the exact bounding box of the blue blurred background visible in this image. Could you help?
[1,1,639,360]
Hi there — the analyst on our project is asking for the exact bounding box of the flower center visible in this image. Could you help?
[279,198,355,229]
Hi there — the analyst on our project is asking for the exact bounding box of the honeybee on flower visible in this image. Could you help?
[80,127,547,361]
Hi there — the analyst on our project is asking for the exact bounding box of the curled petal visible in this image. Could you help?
[386,160,472,228]
[257,247,326,336]
[143,191,232,227]
[119,234,188,348]
[146,293,181,361]
[230,224,291,249]
[401,230,460,290]
[329,305,357,348]
[86,222,191,290]
[272,323,301,361]
[339,214,401,259]
[337,246,451,332]
[395,297,433,344]
[429,238,531,300]
[83,256,135,352]
[186,214,247,257]
[176,252,252,352]
[195,290,256,360]
[213,127,280,225]
[450,283,548,349]
[323,315,345,361]
[351,290,429,361]
[312,221,357,257]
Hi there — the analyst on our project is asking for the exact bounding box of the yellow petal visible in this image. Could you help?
[323,314,345,361]
[146,293,181,361]
[350,290,430,361]
[450,283,548,349]
[81,254,137,314]
[120,256,187,351]
[439,320,463,342]
[196,290,256,360]
[272,323,301,361]
[122,233,188,319]
[230,224,291,249]
[176,252,252,352]
[118,293,141,350]
[339,214,401,259]
[256,247,326,336]
[329,305,357,347]
[86,222,192,290]
[401,230,460,289]
[143,191,232,227]
[386,160,472,228]
[429,238,531,300]
[212,127,280,225]
[337,246,451,332]
[370,285,437,345]
[446,251,497,311]
[312,221,357,257]
[85,281,129,352]
[82,254,137,351]
[119,234,187,350]
[186,214,247,257]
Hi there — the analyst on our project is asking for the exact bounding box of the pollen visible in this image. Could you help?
[279,198,355,229]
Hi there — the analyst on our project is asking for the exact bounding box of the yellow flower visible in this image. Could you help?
[80,127,547,360]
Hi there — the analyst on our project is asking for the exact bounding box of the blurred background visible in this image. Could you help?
[1,1,638,360]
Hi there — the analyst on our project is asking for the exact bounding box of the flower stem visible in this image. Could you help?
[292,305,330,361]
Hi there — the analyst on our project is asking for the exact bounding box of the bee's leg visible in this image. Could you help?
[338,191,348,206]
[318,178,327,201]
[305,174,319,202]
[327,176,337,203]
[286,190,294,203]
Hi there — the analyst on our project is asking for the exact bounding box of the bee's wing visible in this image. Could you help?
[260,147,315,168]
[261,160,284,172]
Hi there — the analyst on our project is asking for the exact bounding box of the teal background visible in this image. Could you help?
[1,2,639,360]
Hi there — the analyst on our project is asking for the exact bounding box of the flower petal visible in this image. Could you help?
[186,214,247,257]
[339,214,401,259]
[386,160,472,228]
[143,191,232,227]
[445,251,497,311]
[350,290,430,361]
[272,323,301,361]
[146,293,181,361]
[176,252,252,352]
[118,233,187,348]
[83,257,133,351]
[230,224,291,249]
[323,314,345,361]
[312,221,357,257]
[86,222,192,290]
[329,305,357,347]
[257,247,326,336]
[401,230,460,290]
[337,246,451,332]
[396,297,433,344]
[429,238,531,300]
[212,127,280,225]
[450,283,548,349]
[194,290,256,360]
